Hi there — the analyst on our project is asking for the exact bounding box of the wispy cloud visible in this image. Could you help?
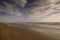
[0,0,60,23]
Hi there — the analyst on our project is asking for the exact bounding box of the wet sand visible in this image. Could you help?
[0,23,57,40]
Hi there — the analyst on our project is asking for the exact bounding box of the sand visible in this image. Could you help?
[0,23,57,40]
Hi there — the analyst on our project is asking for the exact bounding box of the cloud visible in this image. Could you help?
[0,16,26,23]
[13,0,27,7]
[0,0,60,23]
[0,0,27,23]
[24,0,60,22]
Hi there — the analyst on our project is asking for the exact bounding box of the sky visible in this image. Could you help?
[0,0,60,23]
